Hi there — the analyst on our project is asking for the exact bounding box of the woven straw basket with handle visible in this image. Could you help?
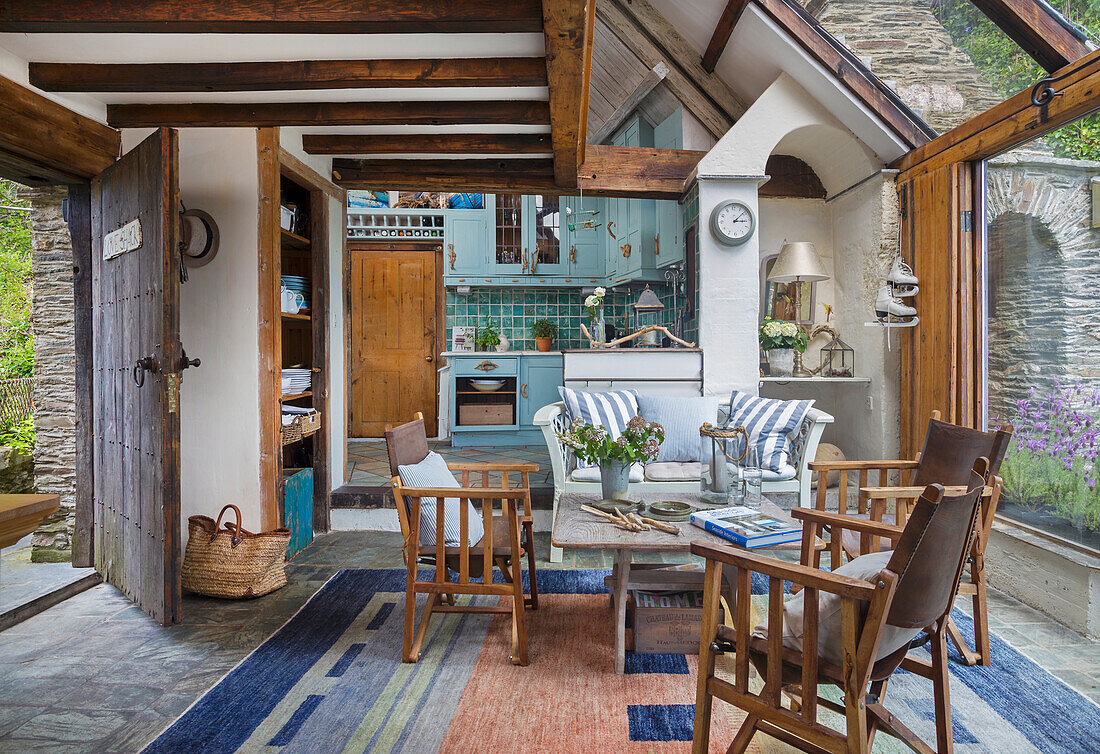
[182,504,290,599]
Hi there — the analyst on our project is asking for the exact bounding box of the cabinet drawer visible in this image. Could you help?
[453,357,518,377]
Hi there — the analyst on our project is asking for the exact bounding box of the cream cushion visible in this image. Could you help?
[757,550,920,666]
[571,465,644,483]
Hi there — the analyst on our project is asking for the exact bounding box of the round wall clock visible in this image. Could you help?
[710,199,755,246]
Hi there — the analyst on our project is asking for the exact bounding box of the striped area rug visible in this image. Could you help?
[143,569,1100,753]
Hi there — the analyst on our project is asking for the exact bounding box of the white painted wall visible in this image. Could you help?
[121,128,264,542]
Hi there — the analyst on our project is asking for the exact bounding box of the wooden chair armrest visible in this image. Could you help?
[690,540,879,600]
[807,459,920,471]
[393,485,530,500]
[446,462,540,473]
[860,484,989,499]
[790,508,904,540]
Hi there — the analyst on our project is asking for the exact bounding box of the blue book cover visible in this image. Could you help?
[690,506,801,548]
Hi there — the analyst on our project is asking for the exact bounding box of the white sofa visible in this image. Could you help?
[534,400,834,562]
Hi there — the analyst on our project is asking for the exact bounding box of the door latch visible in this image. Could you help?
[132,354,158,387]
[179,349,201,371]
[166,374,180,414]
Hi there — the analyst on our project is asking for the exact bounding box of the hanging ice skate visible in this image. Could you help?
[873,285,918,325]
[886,256,919,297]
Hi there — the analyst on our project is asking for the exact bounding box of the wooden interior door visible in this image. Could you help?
[90,128,182,625]
[348,244,440,437]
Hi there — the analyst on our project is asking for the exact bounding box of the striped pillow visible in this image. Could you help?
[398,451,484,547]
[727,391,814,474]
[558,387,639,468]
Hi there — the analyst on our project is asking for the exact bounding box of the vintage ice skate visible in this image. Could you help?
[886,256,919,297]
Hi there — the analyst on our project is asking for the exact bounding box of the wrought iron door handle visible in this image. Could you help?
[179,348,201,370]
[132,354,157,387]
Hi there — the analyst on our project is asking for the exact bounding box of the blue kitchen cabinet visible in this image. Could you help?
[562,195,605,281]
[519,354,564,427]
[443,196,493,283]
[450,353,561,446]
[606,116,659,286]
[527,195,569,276]
[654,109,685,269]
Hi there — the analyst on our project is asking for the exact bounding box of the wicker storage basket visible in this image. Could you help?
[181,504,290,599]
[281,411,321,446]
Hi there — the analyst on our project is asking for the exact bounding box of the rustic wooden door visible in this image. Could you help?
[91,128,182,625]
[348,244,440,437]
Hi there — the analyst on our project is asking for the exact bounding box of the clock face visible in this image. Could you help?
[711,200,755,246]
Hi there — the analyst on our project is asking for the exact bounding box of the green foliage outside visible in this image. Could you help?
[0,179,33,380]
[932,0,1100,160]
[0,416,35,454]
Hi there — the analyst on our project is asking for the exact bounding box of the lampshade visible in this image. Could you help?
[767,242,830,283]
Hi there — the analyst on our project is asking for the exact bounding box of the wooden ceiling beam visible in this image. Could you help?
[0,0,544,33]
[969,0,1092,73]
[332,157,558,192]
[29,58,549,93]
[701,0,751,73]
[542,0,594,190]
[578,144,702,198]
[895,46,1100,179]
[591,61,668,144]
[106,100,551,128]
[302,133,552,155]
[0,75,119,184]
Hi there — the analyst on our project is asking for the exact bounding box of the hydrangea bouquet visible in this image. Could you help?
[759,316,807,352]
[558,415,665,466]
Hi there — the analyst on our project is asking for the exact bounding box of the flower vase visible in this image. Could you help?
[768,348,795,377]
[590,314,606,348]
[599,459,630,500]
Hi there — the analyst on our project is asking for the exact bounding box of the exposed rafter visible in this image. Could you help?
[331,145,702,198]
[29,58,549,92]
[590,61,668,144]
[0,74,119,184]
[0,0,544,33]
[106,101,551,128]
[595,0,745,138]
[701,0,751,73]
[969,0,1092,74]
[542,0,594,189]
[302,133,552,156]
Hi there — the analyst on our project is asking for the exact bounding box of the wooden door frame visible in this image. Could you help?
[344,239,445,441]
[258,127,345,533]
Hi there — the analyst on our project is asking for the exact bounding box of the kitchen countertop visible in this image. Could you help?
[441,350,562,357]
[560,347,702,353]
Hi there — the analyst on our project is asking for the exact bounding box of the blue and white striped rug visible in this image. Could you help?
[142,569,1100,753]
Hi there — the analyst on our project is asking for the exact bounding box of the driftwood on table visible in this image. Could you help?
[579,322,696,349]
[579,504,680,535]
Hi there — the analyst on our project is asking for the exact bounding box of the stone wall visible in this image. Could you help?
[0,446,33,494]
[19,186,76,563]
[985,153,1100,420]
[810,0,1002,133]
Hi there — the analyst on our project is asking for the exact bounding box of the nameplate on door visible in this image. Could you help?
[103,219,142,260]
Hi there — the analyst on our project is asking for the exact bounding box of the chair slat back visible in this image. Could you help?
[885,458,989,630]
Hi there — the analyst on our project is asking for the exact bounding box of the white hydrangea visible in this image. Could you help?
[762,320,799,338]
[594,286,606,296]
[584,295,599,308]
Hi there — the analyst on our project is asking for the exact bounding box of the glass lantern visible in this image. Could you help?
[700,423,748,504]
[820,335,855,378]
[633,285,665,346]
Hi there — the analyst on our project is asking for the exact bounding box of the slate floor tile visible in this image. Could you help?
[6,709,129,743]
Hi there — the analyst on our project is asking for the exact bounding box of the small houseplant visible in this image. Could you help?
[759,317,807,377]
[584,286,607,346]
[474,318,501,352]
[558,415,664,500]
[531,319,558,352]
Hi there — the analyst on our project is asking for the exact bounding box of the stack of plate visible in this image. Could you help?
[281,275,310,310]
[282,368,312,396]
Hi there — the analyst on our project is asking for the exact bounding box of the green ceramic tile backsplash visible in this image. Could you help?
[446,285,686,350]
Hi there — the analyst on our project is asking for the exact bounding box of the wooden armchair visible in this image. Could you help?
[693,460,993,754]
[806,412,1012,666]
[385,413,539,665]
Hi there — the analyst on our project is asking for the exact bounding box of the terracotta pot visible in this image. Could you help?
[535,336,554,352]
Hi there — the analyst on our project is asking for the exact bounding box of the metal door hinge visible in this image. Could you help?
[166,373,180,414]
[961,210,973,232]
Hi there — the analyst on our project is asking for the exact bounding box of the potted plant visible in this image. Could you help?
[584,286,607,346]
[558,416,664,500]
[531,319,558,352]
[759,317,807,377]
[474,317,501,352]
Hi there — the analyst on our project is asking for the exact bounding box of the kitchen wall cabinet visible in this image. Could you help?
[562,194,605,281]
[654,109,686,269]
[444,201,491,276]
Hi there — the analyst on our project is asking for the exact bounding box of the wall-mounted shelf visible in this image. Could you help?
[281,312,311,322]
[759,377,871,384]
[281,228,310,249]
[281,391,313,402]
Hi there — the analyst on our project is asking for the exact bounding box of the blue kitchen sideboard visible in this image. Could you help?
[448,352,563,446]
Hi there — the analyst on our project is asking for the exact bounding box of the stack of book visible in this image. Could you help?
[690,506,801,548]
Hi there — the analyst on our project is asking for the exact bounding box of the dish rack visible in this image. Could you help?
[282,411,322,446]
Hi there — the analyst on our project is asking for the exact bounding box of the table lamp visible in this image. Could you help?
[767,241,830,378]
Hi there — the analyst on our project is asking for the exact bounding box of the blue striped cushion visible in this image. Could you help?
[397,452,484,547]
[558,387,639,468]
[727,391,814,474]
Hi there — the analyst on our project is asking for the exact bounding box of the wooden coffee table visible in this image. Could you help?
[552,491,822,673]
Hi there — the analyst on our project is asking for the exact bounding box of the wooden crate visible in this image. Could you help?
[629,590,708,654]
[459,403,512,426]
